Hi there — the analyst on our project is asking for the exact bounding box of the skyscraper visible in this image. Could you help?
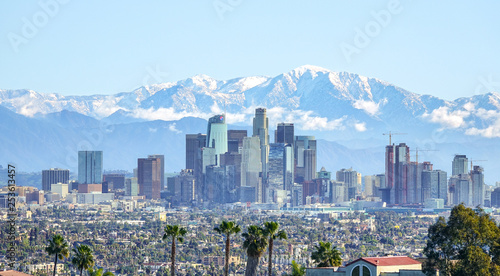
[148,155,165,190]
[186,134,206,169]
[385,143,410,204]
[406,162,424,204]
[240,136,262,202]
[103,174,125,189]
[206,114,228,160]
[267,143,294,203]
[471,165,485,206]
[275,123,294,144]
[295,136,317,183]
[450,174,472,206]
[220,152,242,203]
[125,177,138,196]
[78,151,103,184]
[138,157,162,200]
[253,108,270,187]
[336,168,359,200]
[452,155,469,175]
[42,168,69,191]
[227,130,247,153]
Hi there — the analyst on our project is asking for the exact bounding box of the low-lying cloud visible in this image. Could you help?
[423,103,500,138]
[422,106,470,129]
[352,99,382,116]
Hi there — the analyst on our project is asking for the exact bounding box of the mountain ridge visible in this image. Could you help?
[0,65,499,185]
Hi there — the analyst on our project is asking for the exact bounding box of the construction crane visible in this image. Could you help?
[410,148,439,163]
[382,131,407,145]
[470,160,487,171]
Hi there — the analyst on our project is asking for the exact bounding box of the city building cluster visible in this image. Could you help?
[0,108,491,211]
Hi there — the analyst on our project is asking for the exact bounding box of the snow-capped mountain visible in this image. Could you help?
[1,65,499,185]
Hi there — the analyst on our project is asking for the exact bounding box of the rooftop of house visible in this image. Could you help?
[0,271,33,276]
[345,256,422,267]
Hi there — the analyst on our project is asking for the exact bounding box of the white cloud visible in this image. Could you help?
[422,106,470,129]
[93,96,123,118]
[131,105,347,131]
[352,99,381,116]
[354,122,367,132]
[168,123,182,134]
[465,109,500,138]
[132,107,203,121]
[463,102,475,112]
[262,106,345,131]
[19,103,41,117]
[148,127,157,133]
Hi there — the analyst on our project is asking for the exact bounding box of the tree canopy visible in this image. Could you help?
[423,204,500,276]
[311,241,342,267]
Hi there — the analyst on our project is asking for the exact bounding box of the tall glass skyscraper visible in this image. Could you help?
[138,157,162,200]
[206,114,228,162]
[268,143,294,190]
[275,123,294,144]
[78,151,103,184]
[452,154,469,175]
[253,108,270,184]
[294,136,316,183]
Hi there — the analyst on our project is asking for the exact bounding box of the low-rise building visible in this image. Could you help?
[306,256,429,276]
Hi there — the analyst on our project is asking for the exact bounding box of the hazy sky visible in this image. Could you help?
[1,1,499,99]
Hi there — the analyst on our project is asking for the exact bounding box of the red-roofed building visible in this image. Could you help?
[0,271,34,276]
[306,256,433,276]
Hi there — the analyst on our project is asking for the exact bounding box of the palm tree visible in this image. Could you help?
[284,260,305,276]
[163,224,187,276]
[242,225,268,276]
[45,234,69,276]
[311,241,342,267]
[71,244,95,276]
[263,221,287,276]
[88,267,115,276]
[214,220,241,276]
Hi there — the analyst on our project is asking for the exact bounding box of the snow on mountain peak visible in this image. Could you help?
[189,74,218,90]
[293,65,331,74]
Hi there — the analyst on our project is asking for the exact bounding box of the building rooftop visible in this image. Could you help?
[0,271,33,276]
[345,256,421,267]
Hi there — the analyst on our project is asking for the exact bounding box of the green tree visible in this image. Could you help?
[263,221,287,276]
[87,267,115,276]
[45,234,69,276]
[214,220,241,276]
[71,244,95,276]
[423,204,500,276]
[242,225,268,276]
[284,260,305,276]
[156,266,169,276]
[162,224,187,276]
[311,241,342,267]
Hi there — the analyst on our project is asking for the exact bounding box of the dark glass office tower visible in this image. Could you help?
[78,151,103,184]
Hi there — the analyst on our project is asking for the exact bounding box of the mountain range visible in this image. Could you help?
[1,65,499,185]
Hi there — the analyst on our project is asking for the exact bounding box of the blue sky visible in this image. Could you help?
[1,1,499,100]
